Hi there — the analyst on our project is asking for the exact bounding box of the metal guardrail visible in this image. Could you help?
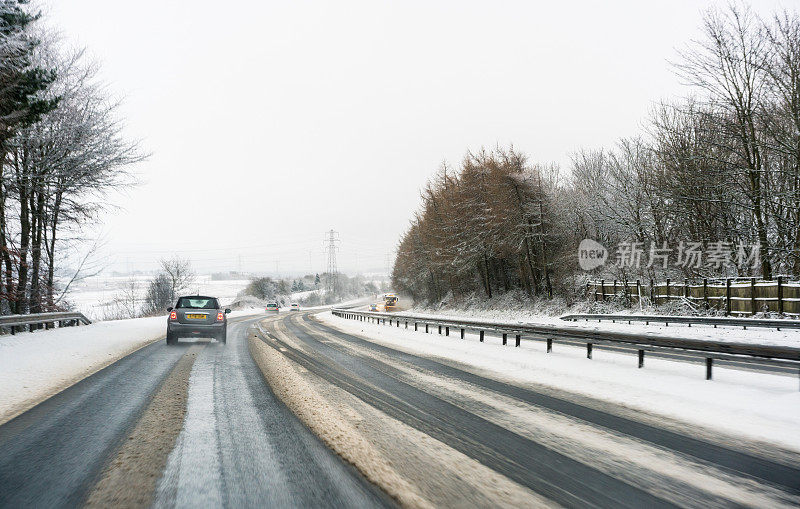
[559,314,800,330]
[331,309,800,386]
[0,311,92,335]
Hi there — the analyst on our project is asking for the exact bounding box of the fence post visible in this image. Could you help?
[703,278,708,308]
[593,282,598,302]
[600,280,605,301]
[778,276,784,315]
[725,279,731,316]
[684,279,689,299]
[636,279,641,305]
[665,278,670,304]
[750,277,757,315]
[623,279,629,306]
[613,280,617,297]
[650,278,655,303]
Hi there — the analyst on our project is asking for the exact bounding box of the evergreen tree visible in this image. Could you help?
[0,0,59,313]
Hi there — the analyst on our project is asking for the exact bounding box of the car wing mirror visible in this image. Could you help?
[225,308,231,314]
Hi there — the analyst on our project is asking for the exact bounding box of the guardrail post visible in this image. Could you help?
[445,326,449,336]
[750,277,756,315]
[479,331,484,342]
[706,358,713,380]
[460,328,465,339]
[515,334,521,347]
[502,333,507,345]
[546,338,552,353]
[587,343,593,359]
[396,320,399,328]
[425,324,429,333]
[725,279,731,316]
[414,322,418,331]
[778,276,784,315]
[638,349,644,368]
[405,321,408,329]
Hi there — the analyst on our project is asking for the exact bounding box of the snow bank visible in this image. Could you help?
[0,316,166,425]
[397,309,800,348]
[319,311,800,450]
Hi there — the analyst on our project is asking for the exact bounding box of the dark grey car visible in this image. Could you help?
[166,295,230,345]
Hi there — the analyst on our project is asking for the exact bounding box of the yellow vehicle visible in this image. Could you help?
[383,293,399,310]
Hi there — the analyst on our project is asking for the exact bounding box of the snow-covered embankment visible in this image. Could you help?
[0,316,165,424]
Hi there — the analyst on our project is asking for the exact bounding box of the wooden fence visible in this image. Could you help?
[586,277,800,316]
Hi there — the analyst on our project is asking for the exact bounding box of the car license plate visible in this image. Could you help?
[187,313,207,319]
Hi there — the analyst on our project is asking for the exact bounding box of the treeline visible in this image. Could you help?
[242,272,383,307]
[392,4,800,304]
[0,1,143,315]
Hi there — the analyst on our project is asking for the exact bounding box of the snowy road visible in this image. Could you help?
[153,317,388,508]
[0,315,390,508]
[2,310,798,507]
[258,312,800,508]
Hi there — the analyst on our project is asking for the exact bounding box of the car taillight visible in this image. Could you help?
[170,311,177,320]
[217,312,224,321]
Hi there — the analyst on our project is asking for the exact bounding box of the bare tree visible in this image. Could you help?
[672,3,774,277]
[160,256,195,303]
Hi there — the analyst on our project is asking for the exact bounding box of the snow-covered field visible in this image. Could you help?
[0,316,166,425]
[397,308,800,348]
[65,274,251,320]
[319,311,800,450]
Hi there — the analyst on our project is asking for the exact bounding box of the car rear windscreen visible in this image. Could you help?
[267,303,277,307]
[177,297,219,309]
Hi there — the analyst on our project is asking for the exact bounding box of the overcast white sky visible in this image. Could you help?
[46,0,797,276]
